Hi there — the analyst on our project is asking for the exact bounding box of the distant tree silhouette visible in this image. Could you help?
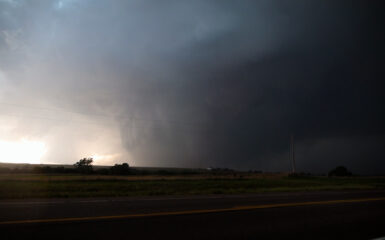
[74,158,93,174]
[110,163,130,175]
[328,166,352,177]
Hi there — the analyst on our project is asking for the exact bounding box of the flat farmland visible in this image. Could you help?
[0,174,384,199]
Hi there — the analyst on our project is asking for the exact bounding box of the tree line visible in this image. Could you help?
[0,158,355,177]
[32,158,132,175]
[0,158,202,176]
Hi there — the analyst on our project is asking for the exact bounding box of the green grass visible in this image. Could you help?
[0,175,384,199]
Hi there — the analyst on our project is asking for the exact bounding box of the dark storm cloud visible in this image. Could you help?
[119,0,385,173]
[0,0,384,173]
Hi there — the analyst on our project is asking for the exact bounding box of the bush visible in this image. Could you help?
[328,166,352,177]
[110,163,130,175]
[74,158,94,174]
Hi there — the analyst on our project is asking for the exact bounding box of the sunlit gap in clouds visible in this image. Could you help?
[0,139,47,164]
[91,154,122,165]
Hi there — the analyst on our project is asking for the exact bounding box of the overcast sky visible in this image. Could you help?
[0,0,384,174]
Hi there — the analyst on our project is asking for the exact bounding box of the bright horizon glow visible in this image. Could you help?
[0,139,47,164]
[91,154,121,165]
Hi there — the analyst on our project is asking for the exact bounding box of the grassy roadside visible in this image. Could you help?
[0,174,384,199]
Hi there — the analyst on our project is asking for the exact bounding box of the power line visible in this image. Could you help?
[289,134,296,173]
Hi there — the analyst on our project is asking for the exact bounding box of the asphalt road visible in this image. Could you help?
[1,190,385,240]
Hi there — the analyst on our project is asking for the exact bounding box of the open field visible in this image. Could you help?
[0,174,384,199]
[0,172,286,181]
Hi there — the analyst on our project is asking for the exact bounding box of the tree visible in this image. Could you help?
[328,166,352,177]
[74,157,93,174]
[110,163,130,175]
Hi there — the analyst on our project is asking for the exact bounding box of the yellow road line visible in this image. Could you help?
[1,197,384,225]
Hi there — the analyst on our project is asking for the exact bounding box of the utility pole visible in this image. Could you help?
[290,134,296,173]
